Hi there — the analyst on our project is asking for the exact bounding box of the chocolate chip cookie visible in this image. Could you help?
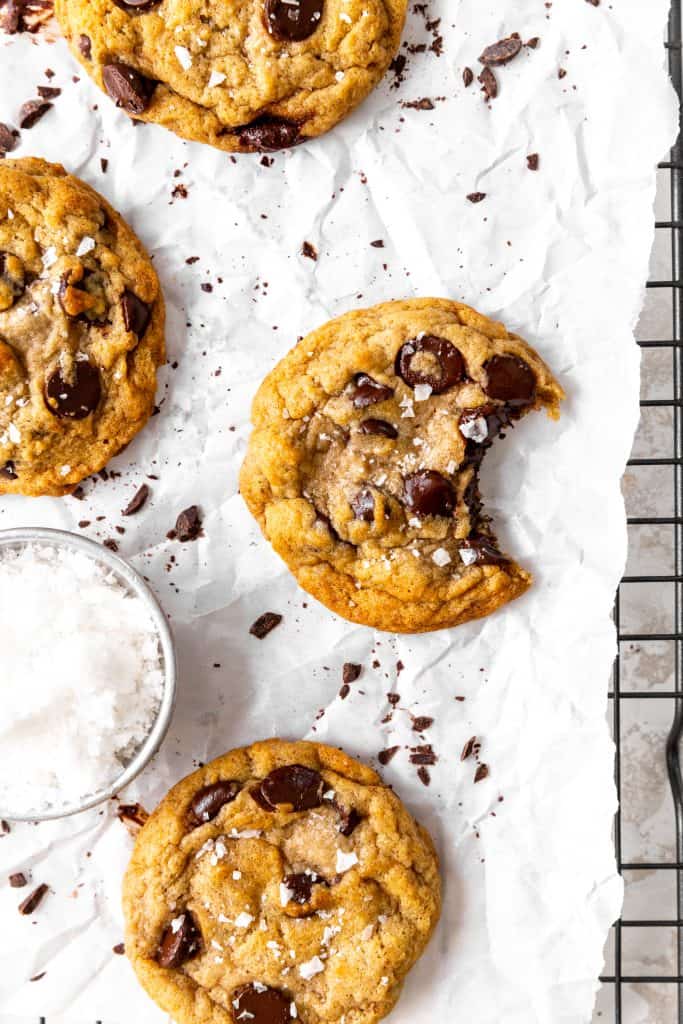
[55,0,407,152]
[0,157,164,496]
[122,739,441,1024]
[240,298,564,633]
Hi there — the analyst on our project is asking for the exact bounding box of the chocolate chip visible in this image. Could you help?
[0,460,17,480]
[234,116,302,152]
[413,716,434,732]
[478,67,498,100]
[78,33,92,58]
[121,289,151,338]
[461,736,477,761]
[404,471,455,518]
[463,67,474,87]
[348,373,394,408]
[479,37,523,66]
[18,883,48,915]
[378,746,400,765]
[0,123,18,153]
[351,487,375,522]
[342,663,362,685]
[122,483,150,516]
[44,360,101,420]
[358,418,398,440]
[265,0,324,42]
[231,983,292,1024]
[250,611,282,638]
[157,911,201,968]
[283,871,327,904]
[395,335,465,394]
[256,764,325,811]
[483,354,536,405]
[9,872,27,888]
[18,100,52,129]
[175,505,202,542]
[474,763,489,783]
[336,806,360,837]
[102,62,156,115]
[187,780,240,827]
[459,534,509,566]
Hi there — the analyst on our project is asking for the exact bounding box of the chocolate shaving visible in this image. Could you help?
[474,763,490,783]
[461,736,477,761]
[122,483,150,516]
[378,746,400,765]
[18,883,48,915]
[249,611,282,639]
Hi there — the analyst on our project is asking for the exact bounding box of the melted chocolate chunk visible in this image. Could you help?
[187,780,241,827]
[265,0,324,41]
[404,471,455,518]
[44,361,101,420]
[459,404,511,446]
[113,0,162,10]
[234,116,302,152]
[483,355,536,405]
[349,373,394,408]
[459,534,509,566]
[231,983,292,1024]
[121,289,151,338]
[351,487,375,522]
[0,460,17,480]
[0,252,25,310]
[395,335,465,394]
[283,871,327,904]
[359,418,398,439]
[157,911,201,968]
[256,764,325,811]
[102,62,156,115]
[337,806,361,836]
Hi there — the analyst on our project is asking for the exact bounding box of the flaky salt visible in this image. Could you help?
[0,544,164,812]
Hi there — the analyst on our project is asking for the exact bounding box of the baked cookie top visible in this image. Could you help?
[240,298,564,633]
[0,157,164,497]
[122,739,441,1024]
[55,0,407,152]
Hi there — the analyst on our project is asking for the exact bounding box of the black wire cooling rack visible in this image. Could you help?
[595,2,683,1021]
[29,8,683,1024]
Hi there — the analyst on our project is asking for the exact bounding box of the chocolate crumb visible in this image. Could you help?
[342,662,362,685]
[417,766,430,786]
[18,99,52,129]
[249,611,282,639]
[478,67,498,101]
[18,883,49,915]
[117,802,149,834]
[526,37,540,49]
[113,943,125,955]
[37,86,60,99]
[467,192,487,203]
[103,539,119,552]
[378,746,400,766]
[387,693,400,706]
[0,122,18,153]
[9,871,27,887]
[339,683,350,699]
[412,716,434,732]
[463,67,473,87]
[461,736,477,760]
[474,763,490,783]
[122,483,150,516]
[174,505,202,542]
[527,153,539,171]
[558,68,567,79]
[200,282,213,293]
[409,744,437,766]
[301,241,318,260]
[479,36,522,66]
[1,820,10,834]
[402,97,435,111]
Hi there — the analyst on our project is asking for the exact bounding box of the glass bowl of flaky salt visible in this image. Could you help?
[0,528,176,821]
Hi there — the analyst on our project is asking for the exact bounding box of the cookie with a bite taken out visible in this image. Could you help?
[240,297,564,632]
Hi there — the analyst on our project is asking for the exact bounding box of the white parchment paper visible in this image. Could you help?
[0,1,678,1021]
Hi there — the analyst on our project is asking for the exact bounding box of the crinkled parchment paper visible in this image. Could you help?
[0,1,678,1021]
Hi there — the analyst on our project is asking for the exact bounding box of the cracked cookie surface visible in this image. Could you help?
[240,298,564,633]
[0,157,164,496]
[122,739,441,1024]
[55,0,407,152]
